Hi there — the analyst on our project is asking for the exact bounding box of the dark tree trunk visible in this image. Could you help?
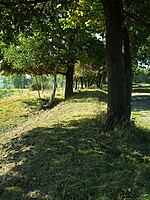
[64,29,76,99]
[96,74,103,89]
[80,77,84,89]
[123,28,132,121]
[65,64,74,98]
[87,79,90,87]
[102,0,128,125]
[75,78,78,90]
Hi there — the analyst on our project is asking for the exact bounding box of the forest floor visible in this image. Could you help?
[0,85,150,200]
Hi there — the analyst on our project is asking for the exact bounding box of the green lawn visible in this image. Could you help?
[0,87,150,200]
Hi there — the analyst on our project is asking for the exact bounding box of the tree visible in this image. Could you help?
[74,32,105,89]
[101,0,150,125]
[101,0,127,124]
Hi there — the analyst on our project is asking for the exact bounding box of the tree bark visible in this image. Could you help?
[64,29,76,99]
[75,78,78,90]
[123,28,132,121]
[80,77,84,89]
[47,67,57,107]
[102,0,127,125]
[65,64,74,98]
[35,75,41,100]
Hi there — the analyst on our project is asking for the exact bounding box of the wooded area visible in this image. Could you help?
[0,0,149,124]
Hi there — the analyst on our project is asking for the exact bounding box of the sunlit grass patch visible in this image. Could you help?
[0,88,64,133]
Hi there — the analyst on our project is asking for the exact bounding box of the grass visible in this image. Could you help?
[131,83,150,129]
[0,87,15,99]
[0,86,150,200]
[132,83,150,93]
[0,88,64,133]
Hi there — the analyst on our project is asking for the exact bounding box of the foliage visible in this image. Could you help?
[29,75,50,91]
[2,35,55,75]
[133,68,150,83]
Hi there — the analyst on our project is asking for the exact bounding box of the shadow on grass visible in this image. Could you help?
[132,84,150,93]
[22,89,107,111]
[1,118,150,200]
[23,97,64,111]
[132,95,150,112]
[73,89,107,103]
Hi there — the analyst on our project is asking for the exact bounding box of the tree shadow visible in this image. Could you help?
[132,94,150,111]
[22,89,107,112]
[132,84,150,93]
[23,97,64,111]
[1,118,150,200]
[73,89,107,103]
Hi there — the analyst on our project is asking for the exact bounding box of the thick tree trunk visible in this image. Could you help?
[102,0,127,125]
[65,29,76,99]
[65,64,74,98]
[123,28,132,121]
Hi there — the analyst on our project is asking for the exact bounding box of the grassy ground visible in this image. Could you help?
[0,88,15,99]
[0,88,64,133]
[131,83,150,129]
[0,86,150,200]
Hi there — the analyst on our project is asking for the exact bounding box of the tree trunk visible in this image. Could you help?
[123,28,132,121]
[47,67,57,107]
[75,78,78,90]
[41,75,44,93]
[84,80,87,88]
[35,75,41,100]
[102,0,127,125]
[80,77,84,89]
[65,64,74,98]
[96,74,103,89]
[88,79,90,87]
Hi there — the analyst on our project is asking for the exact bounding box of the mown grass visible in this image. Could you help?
[132,83,150,93]
[0,88,64,133]
[131,83,150,129]
[0,87,150,200]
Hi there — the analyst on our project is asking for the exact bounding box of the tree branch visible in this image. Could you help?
[0,0,49,6]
